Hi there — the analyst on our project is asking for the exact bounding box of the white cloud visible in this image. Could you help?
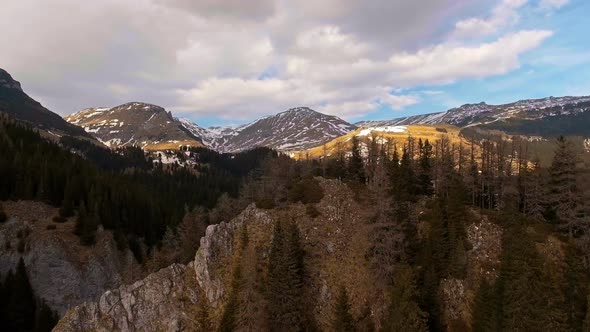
[0,0,556,123]
[388,30,554,85]
[451,0,528,39]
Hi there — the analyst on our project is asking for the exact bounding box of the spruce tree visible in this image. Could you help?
[349,136,365,183]
[381,264,428,332]
[498,214,568,331]
[267,220,310,331]
[59,180,74,218]
[74,202,98,246]
[549,136,581,236]
[418,139,433,196]
[472,280,500,332]
[0,202,6,223]
[332,286,355,332]
[218,264,241,332]
[196,292,213,332]
[5,258,36,332]
[34,300,58,332]
[584,290,590,332]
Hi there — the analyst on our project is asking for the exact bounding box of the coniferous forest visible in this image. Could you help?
[2,114,590,331]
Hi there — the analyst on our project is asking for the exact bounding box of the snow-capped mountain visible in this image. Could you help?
[0,68,92,140]
[357,96,590,128]
[180,107,356,153]
[65,102,203,150]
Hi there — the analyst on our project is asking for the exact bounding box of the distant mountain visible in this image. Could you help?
[357,95,590,138]
[180,107,356,153]
[0,68,92,139]
[65,102,204,150]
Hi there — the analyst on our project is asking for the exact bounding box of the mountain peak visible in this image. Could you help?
[65,102,202,150]
[179,107,356,153]
[0,68,23,91]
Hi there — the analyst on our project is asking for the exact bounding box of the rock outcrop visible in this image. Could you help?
[55,179,380,331]
[53,204,270,331]
[0,201,140,315]
[193,205,273,308]
[53,263,199,332]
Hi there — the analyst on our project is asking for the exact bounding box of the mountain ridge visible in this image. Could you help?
[0,68,94,140]
[180,106,357,153]
[356,95,590,128]
[64,102,203,150]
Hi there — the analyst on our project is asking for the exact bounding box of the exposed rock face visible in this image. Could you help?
[55,179,379,331]
[53,264,199,332]
[54,205,271,332]
[193,205,273,308]
[0,201,140,316]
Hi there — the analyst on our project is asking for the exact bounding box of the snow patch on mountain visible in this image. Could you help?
[178,107,356,153]
[357,95,590,128]
[357,126,407,137]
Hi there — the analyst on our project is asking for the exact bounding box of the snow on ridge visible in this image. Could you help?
[357,126,408,137]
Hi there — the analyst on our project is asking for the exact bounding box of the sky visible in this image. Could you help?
[1,0,589,127]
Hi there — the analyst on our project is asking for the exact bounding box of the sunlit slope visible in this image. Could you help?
[293,124,468,159]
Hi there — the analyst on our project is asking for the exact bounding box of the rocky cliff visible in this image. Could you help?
[53,179,513,331]
[0,201,141,316]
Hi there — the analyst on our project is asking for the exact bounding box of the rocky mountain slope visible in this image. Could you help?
[0,68,92,140]
[65,103,204,150]
[180,107,356,153]
[0,201,141,316]
[358,95,590,136]
[54,178,508,331]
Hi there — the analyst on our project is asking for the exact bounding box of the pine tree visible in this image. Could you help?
[5,258,36,332]
[472,279,500,332]
[417,139,433,196]
[498,214,568,331]
[218,263,241,332]
[549,136,582,236]
[381,264,428,332]
[196,292,213,332]
[332,286,355,332]
[267,220,310,331]
[0,202,7,223]
[349,136,365,183]
[59,180,74,218]
[584,290,590,332]
[34,300,58,332]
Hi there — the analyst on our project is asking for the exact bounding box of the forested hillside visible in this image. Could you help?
[47,122,590,331]
[0,115,273,251]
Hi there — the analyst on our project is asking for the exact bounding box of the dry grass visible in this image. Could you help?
[292,124,468,159]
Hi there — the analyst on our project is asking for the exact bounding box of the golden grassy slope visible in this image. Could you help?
[292,124,468,159]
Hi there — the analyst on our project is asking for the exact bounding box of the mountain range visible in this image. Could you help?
[1,68,589,154]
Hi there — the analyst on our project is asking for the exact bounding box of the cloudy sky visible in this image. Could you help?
[1,0,588,126]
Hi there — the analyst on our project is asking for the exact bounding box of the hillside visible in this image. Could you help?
[358,95,590,131]
[0,68,93,140]
[297,124,467,159]
[65,102,204,150]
